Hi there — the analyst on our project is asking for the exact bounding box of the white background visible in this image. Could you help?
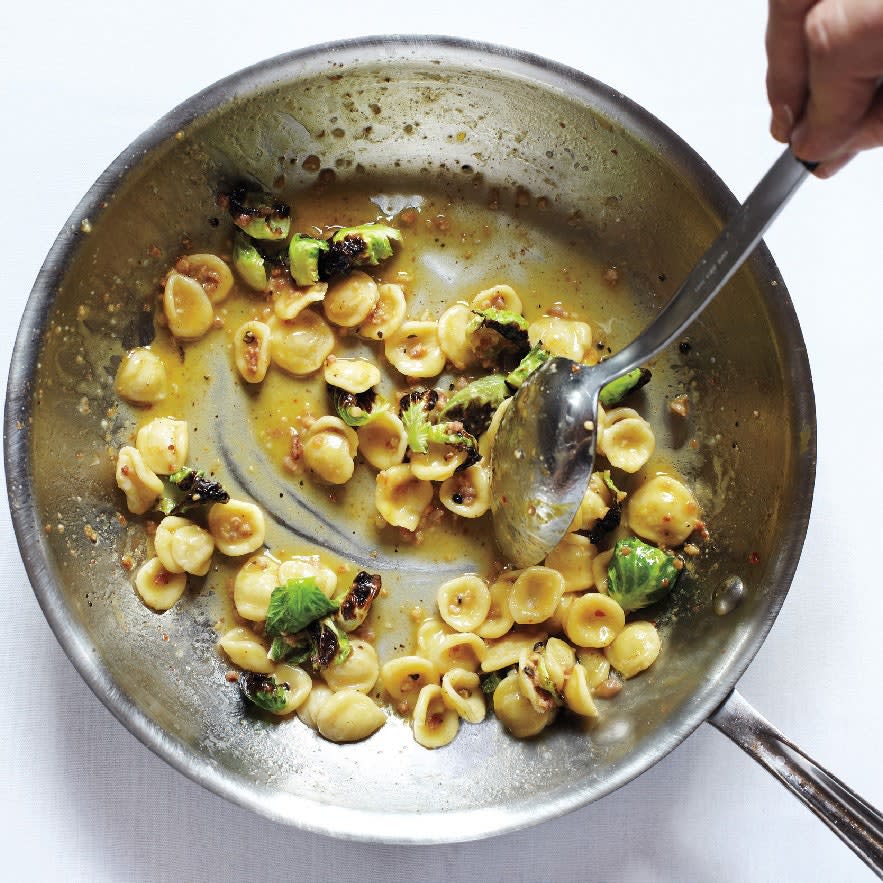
[2,2,882,881]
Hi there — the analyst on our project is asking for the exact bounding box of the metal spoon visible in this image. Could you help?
[491,147,815,567]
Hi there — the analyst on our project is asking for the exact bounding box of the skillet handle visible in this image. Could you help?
[710,689,883,877]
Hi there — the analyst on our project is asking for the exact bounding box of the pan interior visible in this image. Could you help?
[8,40,814,840]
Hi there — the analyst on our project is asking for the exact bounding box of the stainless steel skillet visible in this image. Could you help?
[5,36,881,870]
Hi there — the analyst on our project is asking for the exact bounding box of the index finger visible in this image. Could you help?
[766,0,818,141]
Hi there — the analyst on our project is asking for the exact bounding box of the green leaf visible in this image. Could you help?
[480,670,506,694]
[330,386,388,427]
[606,537,680,611]
[440,374,510,436]
[401,398,432,454]
[233,232,269,291]
[268,635,310,664]
[264,578,339,638]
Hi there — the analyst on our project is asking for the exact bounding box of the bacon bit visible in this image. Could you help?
[693,520,710,541]
[669,394,690,417]
[662,513,672,523]
[399,208,418,226]
[594,675,623,698]
[683,543,700,557]
[120,555,135,571]
[162,633,170,642]
[148,244,162,259]
[673,557,685,571]
[225,671,239,683]
[547,302,570,318]
[748,551,761,565]
[120,464,130,476]
[116,512,128,528]
[689,438,699,450]
[153,569,170,586]
[603,267,620,286]
[396,698,411,715]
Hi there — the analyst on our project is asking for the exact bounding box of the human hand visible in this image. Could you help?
[766,0,883,175]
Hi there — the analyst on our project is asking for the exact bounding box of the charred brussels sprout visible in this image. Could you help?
[606,537,681,611]
[225,185,291,240]
[599,367,652,407]
[158,466,230,516]
[288,234,330,286]
[426,422,481,470]
[468,308,531,368]
[308,616,351,669]
[233,232,269,292]
[440,374,510,436]
[505,343,551,389]
[399,388,439,454]
[587,471,624,544]
[330,386,387,427]
[238,671,289,713]
[335,571,382,632]
[331,223,401,265]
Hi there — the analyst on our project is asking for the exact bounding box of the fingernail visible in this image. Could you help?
[770,104,794,142]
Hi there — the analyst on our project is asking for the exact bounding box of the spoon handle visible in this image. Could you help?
[596,148,815,384]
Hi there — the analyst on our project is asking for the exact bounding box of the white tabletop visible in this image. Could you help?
[2,2,881,881]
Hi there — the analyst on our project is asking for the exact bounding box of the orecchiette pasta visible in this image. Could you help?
[321,639,379,693]
[475,580,517,640]
[357,412,408,470]
[427,631,486,674]
[383,320,446,377]
[358,282,406,340]
[439,463,491,518]
[323,357,381,394]
[218,625,274,673]
[296,683,334,730]
[440,668,486,723]
[272,281,327,320]
[508,566,566,625]
[471,284,522,314]
[481,628,548,672]
[410,442,468,482]
[604,621,661,678]
[528,316,592,361]
[563,664,600,717]
[436,574,491,633]
[134,557,187,611]
[233,554,280,621]
[302,416,358,485]
[564,593,626,648]
[233,320,271,384]
[412,684,459,748]
[493,671,556,738]
[136,417,188,475]
[323,270,379,327]
[375,464,433,531]
[163,272,215,340]
[381,655,440,714]
[207,499,265,556]
[478,397,512,461]
[316,688,386,742]
[569,471,613,533]
[544,533,597,592]
[437,302,478,370]
[598,407,656,473]
[627,474,700,546]
[116,446,163,515]
[175,253,233,304]
[269,664,313,715]
[269,310,335,375]
[115,348,167,405]
[154,515,214,576]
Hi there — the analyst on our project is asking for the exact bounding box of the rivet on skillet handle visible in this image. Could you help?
[711,690,883,877]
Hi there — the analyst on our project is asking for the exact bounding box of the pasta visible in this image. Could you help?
[110,184,711,754]
[383,321,446,377]
[269,309,335,375]
[115,347,167,405]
